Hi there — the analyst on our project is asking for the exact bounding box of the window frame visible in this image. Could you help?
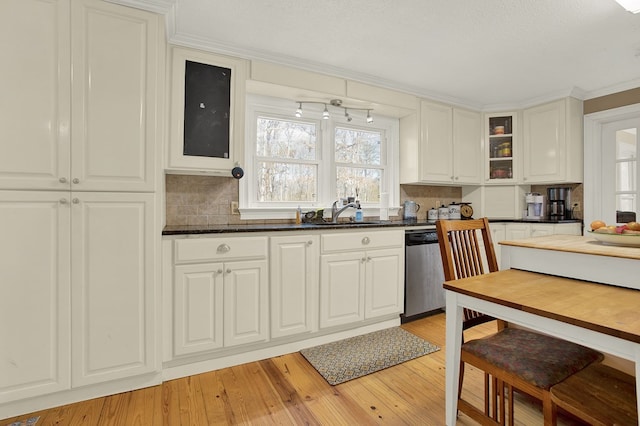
[241,94,399,220]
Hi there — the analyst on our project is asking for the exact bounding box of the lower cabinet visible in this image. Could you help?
[169,236,269,358]
[0,191,157,402]
[491,222,582,266]
[270,235,319,339]
[319,230,404,329]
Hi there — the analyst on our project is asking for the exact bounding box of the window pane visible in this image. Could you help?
[336,167,381,202]
[616,161,636,192]
[616,194,636,213]
[616,128,637,159]
[256,161,317,202]
[335,127,381,165]
[256,117,316,160]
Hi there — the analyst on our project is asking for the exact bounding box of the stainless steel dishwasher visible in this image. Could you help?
[401,229,446,323]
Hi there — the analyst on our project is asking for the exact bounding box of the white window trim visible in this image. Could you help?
[241,94,399,220]
[584,102,640,228]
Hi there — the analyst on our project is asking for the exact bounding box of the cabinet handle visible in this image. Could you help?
[217,244,230,253]
[59,198,68,204]
[217,269,223,274]
[72,178,80,184]
[362,237,370,245]
[307,240,313,246]
[367,256,372,262]
[59,177,68,183]
[454,176,459,180]
[361,257,367,263]
[226,268,231,274]
[72,198,79,204]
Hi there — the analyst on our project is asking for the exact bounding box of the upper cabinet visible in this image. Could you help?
[485,112,517,184]
[167,47,249,176]
[0,0,160,192]
[522,97,583,184]
[400,100,481,185]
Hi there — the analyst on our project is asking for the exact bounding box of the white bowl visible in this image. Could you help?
[587,231,640,247]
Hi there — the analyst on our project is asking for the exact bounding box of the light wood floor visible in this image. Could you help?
[3,313,587,425]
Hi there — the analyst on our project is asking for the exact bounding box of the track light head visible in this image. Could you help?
[295,103,302,118]
[294,100,373,124]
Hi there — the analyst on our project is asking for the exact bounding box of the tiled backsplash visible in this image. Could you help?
[165,175,464,225]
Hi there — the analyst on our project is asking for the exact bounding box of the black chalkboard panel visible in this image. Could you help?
[183,60,231,158]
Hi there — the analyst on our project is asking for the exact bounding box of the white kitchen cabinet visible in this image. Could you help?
[71,193,157,387]
[401,101,482,185]
[169,236,269,358]
[485,112,517,184]
[0,191,71,403]
[0,192,157,400]
[173,263,224,356]
[270,235,319,339]
[0,0,160,192]
[320,230,403,329]
[522,97,583,184]
[167,47,249,176]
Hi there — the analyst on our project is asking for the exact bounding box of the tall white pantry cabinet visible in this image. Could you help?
[0,0,163,414]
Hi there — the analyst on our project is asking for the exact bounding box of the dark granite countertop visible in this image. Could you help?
[162,220,436,235]
[162,218,583,235]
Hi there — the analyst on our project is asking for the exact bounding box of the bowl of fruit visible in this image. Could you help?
[588,220,640,247]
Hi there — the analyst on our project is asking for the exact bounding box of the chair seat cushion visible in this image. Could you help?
[463,328,603,389]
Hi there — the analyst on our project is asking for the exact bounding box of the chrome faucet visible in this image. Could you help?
[331,200,358,223]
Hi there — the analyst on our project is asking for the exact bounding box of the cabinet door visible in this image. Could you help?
[453,109,482,184]
[70,0,159,192]
[168,47,248,175]
[505,223,530,241]
[419,101,453,182]
[365,248,403,319]
[173,263,224,356]
[71,192,156,387]
[523,99,566,183]
[0,191,71,402]
[270,235,319,339]
[223,260,268,347]
[488,223,506,269]
[319,252,365,328]
[0,0,71,190]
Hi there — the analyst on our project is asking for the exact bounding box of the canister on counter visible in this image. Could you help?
[438,205,449,220]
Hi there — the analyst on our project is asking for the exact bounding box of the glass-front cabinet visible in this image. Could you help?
[486,113,516,183]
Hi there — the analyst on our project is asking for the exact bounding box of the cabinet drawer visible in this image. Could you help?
[175,236,268,263]
[321,230,403,253]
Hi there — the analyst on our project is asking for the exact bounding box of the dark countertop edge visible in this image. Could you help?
[162,218,583,235]
[162,220,436,235]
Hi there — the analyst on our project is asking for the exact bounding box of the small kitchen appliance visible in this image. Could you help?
[524,192,544,220]
[547,187,572,220]
[403,200,420,221]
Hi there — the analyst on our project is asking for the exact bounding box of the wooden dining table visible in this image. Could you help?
[443,268,640,426]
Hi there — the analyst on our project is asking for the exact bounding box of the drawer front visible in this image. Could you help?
[321,230,403,253]
[175,236,268,263]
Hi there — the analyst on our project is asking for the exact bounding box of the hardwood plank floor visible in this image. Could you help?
[2,313,587,425]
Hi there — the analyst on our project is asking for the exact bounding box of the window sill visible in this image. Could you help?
[240,207,400,221]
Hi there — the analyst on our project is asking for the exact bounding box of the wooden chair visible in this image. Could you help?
[436,218,603,425]
[550,363,638,426]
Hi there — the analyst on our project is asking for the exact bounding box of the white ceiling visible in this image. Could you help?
[126,0,640,110]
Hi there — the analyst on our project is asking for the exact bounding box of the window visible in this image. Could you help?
[584,105,640,226]
[242,95,399,219]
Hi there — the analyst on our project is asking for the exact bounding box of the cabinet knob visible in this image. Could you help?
[59,198,68,204]
[362,237,370,245]
[361,257,367,263]
[226,268,231,274]
[454,176,459,180]
[367,256,372,262]
[72,198,79,204]
[59,177,68,183]
[307,240,313,246]
[217,269,223,274]
[72,178,80,184]
[217,244,231,253]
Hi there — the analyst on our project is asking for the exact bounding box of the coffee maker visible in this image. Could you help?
[524,192,544,220]
[547,187,572,221]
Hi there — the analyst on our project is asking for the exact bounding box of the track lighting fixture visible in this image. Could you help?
[294,99,374,124]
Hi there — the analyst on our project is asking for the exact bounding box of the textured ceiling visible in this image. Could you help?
[154,0,640,109]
